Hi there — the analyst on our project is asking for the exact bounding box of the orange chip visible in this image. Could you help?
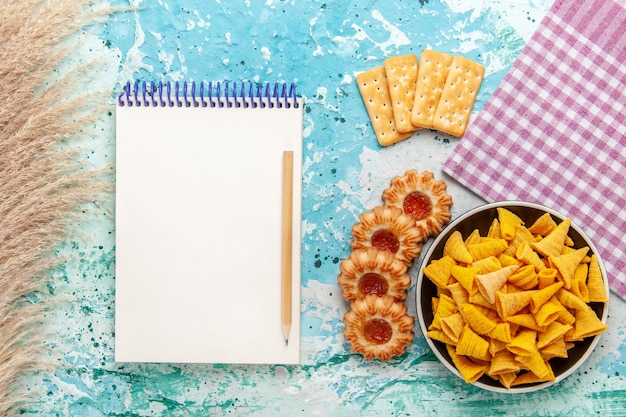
[556,288,589,311]
[472,256,502,274]
[555,307,576,326]
[468,238,508,261]
[503,226,536,257]
[488,322,512,343]
[431,296,440,313]
[506,314,547,333]
[537,267,558,289]
[560,245,591,260]
[475,265,519,304]
[487,218,502,239]
[456,326,490,360]
[451,264,479,294]
[498,371,518,389]
[497,208,524,241]
[511,366,556,386]
[587,254,608,303]
[564,325,582,343]
[429,293,458,330]
[508,264,539,290]
[508,322,521,336]
[473,303,499,321]
[443,231,473,264]
[447,282,470,308]
[514,352,553,380]
[534,298,565,327]
[446,344,489,383]
[539,336,569,360]
[527,212,558,236]
[506,328,537,357]
[516,242,547,272]
[571,263,590,302]
[440,312,465,343]
[488,350,521,376]
[537,321,573,349]
[549,247,589,289]
[572,306,608,339]
[464,229,482,246]
[498,253,523,267]
[489,337,508,356]
[530,218,571,258]
[505,283,525,293]
[529,281,564,314]
[469,290,497,310]
[462,303,497,335]
[423,255,457,289]
[427,329,458,346]
[495,290,535,320]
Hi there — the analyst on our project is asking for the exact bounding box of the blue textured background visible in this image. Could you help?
[23,0,626,415]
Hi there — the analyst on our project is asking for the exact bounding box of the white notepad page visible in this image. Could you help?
[115,92,302,364]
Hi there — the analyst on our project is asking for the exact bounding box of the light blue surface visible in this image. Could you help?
[24,0,626,415]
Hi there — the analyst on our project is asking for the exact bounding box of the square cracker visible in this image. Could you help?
[357,66,413,146]
[384,54,420,133]
[433,55,485,137]
[410,50,454,128]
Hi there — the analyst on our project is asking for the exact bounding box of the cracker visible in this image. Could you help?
[432,55,484,137]
[357,66,413,146]
[384,54,420,133]
[410,50,454,128]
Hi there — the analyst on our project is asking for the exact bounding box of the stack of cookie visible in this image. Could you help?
[357,50,485,146]
[338,170,453,360]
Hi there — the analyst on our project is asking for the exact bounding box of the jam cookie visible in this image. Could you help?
[343,295,415,361]
[350,205,423,266]
[382,170,453,240]
[338,248,411,302]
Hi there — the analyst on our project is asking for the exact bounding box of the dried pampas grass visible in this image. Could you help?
[0,1,112,415]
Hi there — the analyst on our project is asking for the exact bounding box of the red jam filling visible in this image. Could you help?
[364,318,393,344]
[358,272,389,297]
[371,229,400,254]
[403,191,433,221]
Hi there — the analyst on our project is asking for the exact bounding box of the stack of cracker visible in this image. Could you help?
[357,50,485,146]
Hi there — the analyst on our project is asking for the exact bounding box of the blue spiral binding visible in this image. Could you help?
[118,81,300,109]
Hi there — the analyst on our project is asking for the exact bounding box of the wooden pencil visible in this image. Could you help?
[281,150,294,345]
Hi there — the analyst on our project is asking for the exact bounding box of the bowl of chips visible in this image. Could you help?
[416,201,609,393]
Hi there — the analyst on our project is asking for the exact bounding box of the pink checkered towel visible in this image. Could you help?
[443,0,626,298]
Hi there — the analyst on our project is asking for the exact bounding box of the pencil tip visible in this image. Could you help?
[282,324,291,346]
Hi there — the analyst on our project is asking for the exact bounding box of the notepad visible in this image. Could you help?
[115,81,302,364]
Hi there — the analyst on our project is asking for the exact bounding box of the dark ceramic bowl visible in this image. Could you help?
[415,201,609,393]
